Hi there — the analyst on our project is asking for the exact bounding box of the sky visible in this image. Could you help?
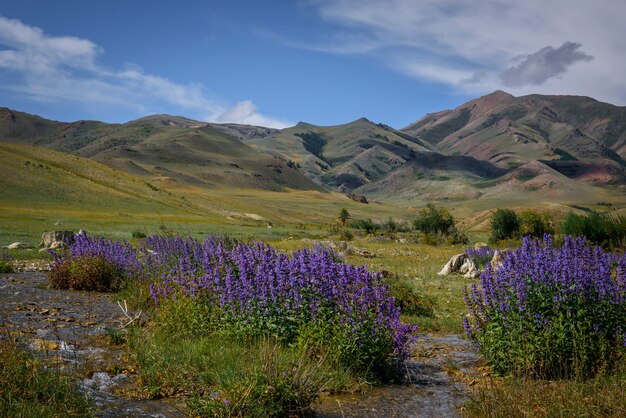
[0,0,624,129]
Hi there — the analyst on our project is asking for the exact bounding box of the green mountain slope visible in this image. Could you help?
[244,117,434,189]
[0,143,189,214]
[0,109,320,192]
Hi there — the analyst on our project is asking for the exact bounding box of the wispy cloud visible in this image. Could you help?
[303,0,626,104]
[0,16,291,128]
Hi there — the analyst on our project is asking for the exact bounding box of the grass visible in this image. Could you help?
[463,366,626,417]
[0,336,92,417]
[130,326,359,416]
[4,204,626,416]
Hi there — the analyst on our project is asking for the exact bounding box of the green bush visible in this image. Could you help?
[351,218,379,234]
[561,210,626,249]
[520,210,554,238]
[413,203,455,235]
[383,217,399,234]
[337,229,353,241]
[49,256,126,292]
[0,260,12,273]
[385,277,435,317]
[338,208,350,226]
[489,209,521,242]
[412,204,467,245]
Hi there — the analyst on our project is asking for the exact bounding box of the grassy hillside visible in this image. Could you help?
[245,118,434,189]
[88,124,321,191]
[0,143,420,245]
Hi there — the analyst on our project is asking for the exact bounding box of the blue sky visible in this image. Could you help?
[0,0,624,128]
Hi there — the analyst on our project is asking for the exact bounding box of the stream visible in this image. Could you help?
[1,270,482,417]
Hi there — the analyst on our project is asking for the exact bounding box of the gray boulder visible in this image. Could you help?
[40,231,75,248]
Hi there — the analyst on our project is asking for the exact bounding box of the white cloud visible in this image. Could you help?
[307,0,626,104]
[0,16,290,128]
[208,100,292,129]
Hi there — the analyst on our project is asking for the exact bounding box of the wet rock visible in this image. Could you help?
[80,372,127,392]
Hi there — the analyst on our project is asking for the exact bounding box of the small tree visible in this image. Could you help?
[413,203,455,235]
[490,209,521,242]
[339,208,350,226]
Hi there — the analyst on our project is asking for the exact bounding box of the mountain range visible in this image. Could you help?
[1,90,625,208]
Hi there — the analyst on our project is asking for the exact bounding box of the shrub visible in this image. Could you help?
[446,228,469,245]
[413,203,455,235]
[350,218,379,234]
[49,234,142,292]
[489,209,521,242]
[337,229,353,241]
[132,230,147,239]
[413,203,467,245]
[520,210,554,238]
[0,248,13,273]
[464,235,626,379]
[49,255,126,292]
[385,277,435,317]
[383,217,399,234]
[147,236,417,382]
[561,210,626,249]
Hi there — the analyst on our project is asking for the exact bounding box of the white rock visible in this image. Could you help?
[439,253,480,277]
[438,254,469,276]
[5,242,34,249]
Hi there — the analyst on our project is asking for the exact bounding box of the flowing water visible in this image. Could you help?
[0,271,184,417]
[315,335,482,417]
[1,271,482,417]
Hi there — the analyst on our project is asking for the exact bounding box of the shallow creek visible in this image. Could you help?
[315,334,482,417]
[1,271,482,417]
